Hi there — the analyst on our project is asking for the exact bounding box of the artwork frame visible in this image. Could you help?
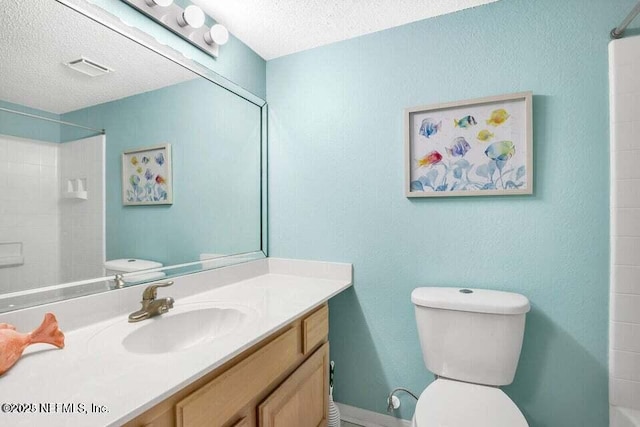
[405,92,533,198]
[122,144,173,205]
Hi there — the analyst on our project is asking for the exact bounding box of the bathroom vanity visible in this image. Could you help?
[0,258,352,427]
[125,304,329,427]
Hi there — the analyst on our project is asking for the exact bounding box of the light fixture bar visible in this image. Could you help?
[119,0,226,59]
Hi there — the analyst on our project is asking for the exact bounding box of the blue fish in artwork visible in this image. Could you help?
[484,140,515,161]
[454,115,477,128]
[144,168,153,180]
[419,118,442,139]
[446,137,471,157]
[155,152,165,166]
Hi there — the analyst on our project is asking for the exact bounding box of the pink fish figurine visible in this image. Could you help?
[0,313,65,376]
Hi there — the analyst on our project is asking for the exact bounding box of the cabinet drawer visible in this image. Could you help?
[302,304,328,354]
[258,342,329,427]
[176,326,300,427]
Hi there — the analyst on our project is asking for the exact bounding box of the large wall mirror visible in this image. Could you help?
[0,0,267,312]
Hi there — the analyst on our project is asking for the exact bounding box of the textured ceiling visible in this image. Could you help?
[192,0,500,60]
[0,0,195,114]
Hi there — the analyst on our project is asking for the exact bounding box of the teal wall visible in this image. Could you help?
[62,79,262,266]
[266,0,632,425]
[87,0,266,99]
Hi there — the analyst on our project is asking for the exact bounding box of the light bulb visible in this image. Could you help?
[145,0,173,6]
[204,24,229,46]
[177,5,205,29]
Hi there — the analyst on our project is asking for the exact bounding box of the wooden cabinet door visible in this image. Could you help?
[258,342,329,427]
[176,327,300,427]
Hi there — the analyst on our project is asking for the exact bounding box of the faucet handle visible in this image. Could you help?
[142,281,174,301]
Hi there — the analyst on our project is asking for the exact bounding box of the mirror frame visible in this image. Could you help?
[0,0,268,307]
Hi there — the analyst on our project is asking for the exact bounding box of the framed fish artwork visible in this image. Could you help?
[404,92,533,197]
[122,144,173,205]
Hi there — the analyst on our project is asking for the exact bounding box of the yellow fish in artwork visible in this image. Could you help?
[476,129,494,142]
[486,109,510,126]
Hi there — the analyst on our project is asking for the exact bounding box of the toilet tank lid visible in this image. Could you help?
[104,259,163,272]
[411,287,530,315]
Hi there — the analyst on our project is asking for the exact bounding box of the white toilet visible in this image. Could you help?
[104,258,166,285]
[411,287,531,427]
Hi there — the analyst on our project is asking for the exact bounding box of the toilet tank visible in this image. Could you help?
[104,259,165,284]
[412,287,530,386]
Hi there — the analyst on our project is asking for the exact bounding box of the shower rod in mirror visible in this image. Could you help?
[120,0,229,58]
[0,107,104,134]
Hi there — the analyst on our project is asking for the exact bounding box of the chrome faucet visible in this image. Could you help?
[128,281,175,323]
[114,274,126,289]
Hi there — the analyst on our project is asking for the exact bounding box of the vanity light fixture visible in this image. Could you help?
[204,24,229,46]
[121,0,227,58]
[144,0,173,7]
[177,5,205,29]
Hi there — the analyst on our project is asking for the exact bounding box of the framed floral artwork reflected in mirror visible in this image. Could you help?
[122,144,173,205]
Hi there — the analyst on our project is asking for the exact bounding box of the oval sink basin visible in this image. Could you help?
[123,307,248,354]
[89,303,256,355]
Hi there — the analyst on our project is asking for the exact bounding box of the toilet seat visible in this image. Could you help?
[414,378,528,427]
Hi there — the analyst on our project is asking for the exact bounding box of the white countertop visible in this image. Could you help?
[0,258,352,426]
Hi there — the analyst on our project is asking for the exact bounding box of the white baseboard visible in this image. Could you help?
[335,402,412,427]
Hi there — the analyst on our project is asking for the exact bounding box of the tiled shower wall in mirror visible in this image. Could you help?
[0,134,60,292]
[0,131,104,294]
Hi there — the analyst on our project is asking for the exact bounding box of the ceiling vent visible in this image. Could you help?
[65,57,113,77]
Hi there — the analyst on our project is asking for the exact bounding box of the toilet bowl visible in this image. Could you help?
[412,379,527,427]
[411,287,530,427]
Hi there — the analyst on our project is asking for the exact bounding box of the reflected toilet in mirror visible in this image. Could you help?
[104,259,166,288]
